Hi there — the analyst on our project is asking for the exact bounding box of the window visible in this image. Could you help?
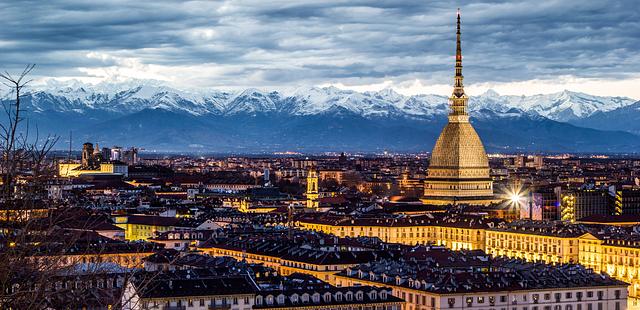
[448,297,456,308]
[466,297,473,306]
[356,292,363,301]
[478,297,485,304]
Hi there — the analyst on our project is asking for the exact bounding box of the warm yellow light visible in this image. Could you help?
[502,184,527,209]
[510,193,522,204]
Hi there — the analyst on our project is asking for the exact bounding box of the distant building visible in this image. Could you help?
[523,186,561,221]
[533,154,544,168]
[58,161,128,178]
[113,215,183,241]
[560,188,612,222]
[81,142,95,168]
[111,146,122,161]
[122,147,139,165]
[614,187,640,215]
[515,154,527,168]
[101,147,111,162]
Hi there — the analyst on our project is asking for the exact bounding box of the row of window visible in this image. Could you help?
[143,296,250,308]
[453,289,621,307]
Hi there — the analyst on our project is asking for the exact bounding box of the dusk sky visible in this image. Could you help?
[1,0,639,98]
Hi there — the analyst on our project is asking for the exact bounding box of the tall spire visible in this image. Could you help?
[453,8,464,98]
[449,8,468,120]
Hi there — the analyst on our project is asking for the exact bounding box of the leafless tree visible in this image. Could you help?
[0,64,36,201]
[0,66,177,309]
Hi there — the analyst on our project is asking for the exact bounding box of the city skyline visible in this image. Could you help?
[2,2,640,310]
[0,1,639,98]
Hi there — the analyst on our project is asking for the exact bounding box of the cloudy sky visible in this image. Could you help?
[1,0,639,98]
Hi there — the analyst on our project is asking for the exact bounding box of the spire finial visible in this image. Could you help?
[457,8,461,32]
[453,8,464,98]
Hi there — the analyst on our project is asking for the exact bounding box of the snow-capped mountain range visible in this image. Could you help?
[28,83,636,122]
[4,81,639,152]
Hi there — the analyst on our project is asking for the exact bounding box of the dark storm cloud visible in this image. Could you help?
[0,0,638,88]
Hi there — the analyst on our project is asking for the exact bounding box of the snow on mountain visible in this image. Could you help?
[18,81,637,121]
[471,89,636,121]
[9,81,640,152]
[224,88,278,115]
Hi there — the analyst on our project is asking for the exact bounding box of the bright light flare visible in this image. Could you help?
[501,184,528,210]
[510,193,523,204]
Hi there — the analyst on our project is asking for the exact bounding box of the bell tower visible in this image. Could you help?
[306,167,319,209]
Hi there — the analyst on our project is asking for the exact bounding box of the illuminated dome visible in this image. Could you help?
[422,9,494,204]
[429,121,490,178]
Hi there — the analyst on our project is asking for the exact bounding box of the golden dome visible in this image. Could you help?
[428,121,490,179]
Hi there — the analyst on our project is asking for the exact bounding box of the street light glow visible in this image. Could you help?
[502,184,528,211]
[510,192,522,205]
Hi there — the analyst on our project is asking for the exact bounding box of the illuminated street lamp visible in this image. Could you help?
[503,184,533,219]
[510,192,523,205]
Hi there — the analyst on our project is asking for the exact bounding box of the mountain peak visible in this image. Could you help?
[481,89,500,97]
